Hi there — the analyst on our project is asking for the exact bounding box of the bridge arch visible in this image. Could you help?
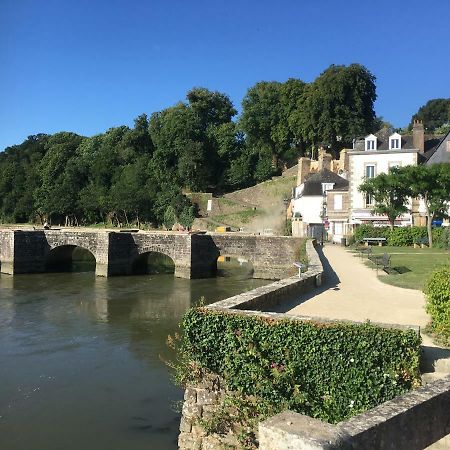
[130,250,175,275]
[45,245,96,273]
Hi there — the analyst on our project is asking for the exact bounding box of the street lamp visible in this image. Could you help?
[319,191,328,246]
[283,196,290,236]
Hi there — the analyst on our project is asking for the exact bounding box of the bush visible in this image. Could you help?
[439,227,450,249]
[353,225,446,247]
[432,227,444,248]
[354,225,391,242]
[388,227,412,246]
[425,266,450,339]
[177,308,421,426]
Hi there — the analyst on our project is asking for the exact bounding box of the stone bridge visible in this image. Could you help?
[0,229,304,279]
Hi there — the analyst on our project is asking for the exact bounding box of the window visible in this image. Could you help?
[366,194,375,207]
[321,183,334,193]
[388,161,401,170]
[389,133,402,150]
[334,194,343,210]
[365,165,375,178]
[365,164,375,206]
[365,134,377,151]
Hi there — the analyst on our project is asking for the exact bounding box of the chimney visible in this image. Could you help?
[340,149,349,172]
[413,119,425,153]
[318,151,332,171]
[297,157,311,184]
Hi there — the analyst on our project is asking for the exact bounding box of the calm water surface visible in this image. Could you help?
[0,264,267,450]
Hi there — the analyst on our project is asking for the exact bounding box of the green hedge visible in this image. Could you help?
[354,225,448,247]
[425,266,450,339]
[181,308,421,424]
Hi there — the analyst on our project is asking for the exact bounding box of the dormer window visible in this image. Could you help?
[365,134,377,151]
[322,183,334,193]
[389,133,402,150]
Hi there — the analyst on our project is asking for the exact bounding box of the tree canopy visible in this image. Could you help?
[410,98,450,132]
[0,64,384,228]
[358,170,410,230]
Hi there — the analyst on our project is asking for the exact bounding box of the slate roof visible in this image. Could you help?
[302,169,349,196]
[353,127,443,156]
[426,130,450,165]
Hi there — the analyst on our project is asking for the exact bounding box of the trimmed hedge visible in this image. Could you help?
[354,225,448,247]
[181,308,421,424]
[425,266,450,339]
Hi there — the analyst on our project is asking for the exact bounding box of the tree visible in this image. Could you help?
[410,99,450,131]
[33,132,84,223]
[358,170,410,230]
[401,164,450,248]
[240,81,285,169]
[297,64,377,154]
[186,87,236,129]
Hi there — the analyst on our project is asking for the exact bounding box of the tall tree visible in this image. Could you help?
[358,170,410,230]
[297,64,377,154]
[401,164,450,248]
[240,81,285,169]
[410,99,450,131]
[33,132,84,223]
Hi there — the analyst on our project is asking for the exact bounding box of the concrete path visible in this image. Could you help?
[286,244,428,327]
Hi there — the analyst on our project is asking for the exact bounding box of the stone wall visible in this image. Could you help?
[208,234,305,280]
[259,374,450,450]
[178,374,242,450]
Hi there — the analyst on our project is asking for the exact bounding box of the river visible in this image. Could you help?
[0,258,267,450]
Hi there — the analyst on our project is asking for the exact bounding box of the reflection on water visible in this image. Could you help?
[0,259,267,450]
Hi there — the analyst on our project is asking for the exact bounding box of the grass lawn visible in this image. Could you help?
[360,246,450,291]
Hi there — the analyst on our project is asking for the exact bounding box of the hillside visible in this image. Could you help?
[192,174,297,234]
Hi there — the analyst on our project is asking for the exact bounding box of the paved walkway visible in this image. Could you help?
[287,244,428,328]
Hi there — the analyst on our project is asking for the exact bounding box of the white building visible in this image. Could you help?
[348,121,445,228]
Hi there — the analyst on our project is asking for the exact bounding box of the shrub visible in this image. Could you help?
[439,227,450,249]
[410,226,428,244]
[388,227,412,246]
[432,227,444,248]
[425,266,450,339]
[177,308,421,427]
[354,225,391,242]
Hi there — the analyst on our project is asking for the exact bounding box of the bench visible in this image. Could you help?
[362,237,387,247]
[355,242,372,259]
[368,252,395,274]
[414,237,429,248]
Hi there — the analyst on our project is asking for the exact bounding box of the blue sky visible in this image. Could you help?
[1,0,449,151]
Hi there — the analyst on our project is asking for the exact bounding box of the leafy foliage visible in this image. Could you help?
[358,170,410,230]
[294,64,377,154]
[0,64,382,226]
[400,164,450,248]
[178,308,421,425]
[425,267,450,341]
[354,225,447,247]
[410,98,450,131]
